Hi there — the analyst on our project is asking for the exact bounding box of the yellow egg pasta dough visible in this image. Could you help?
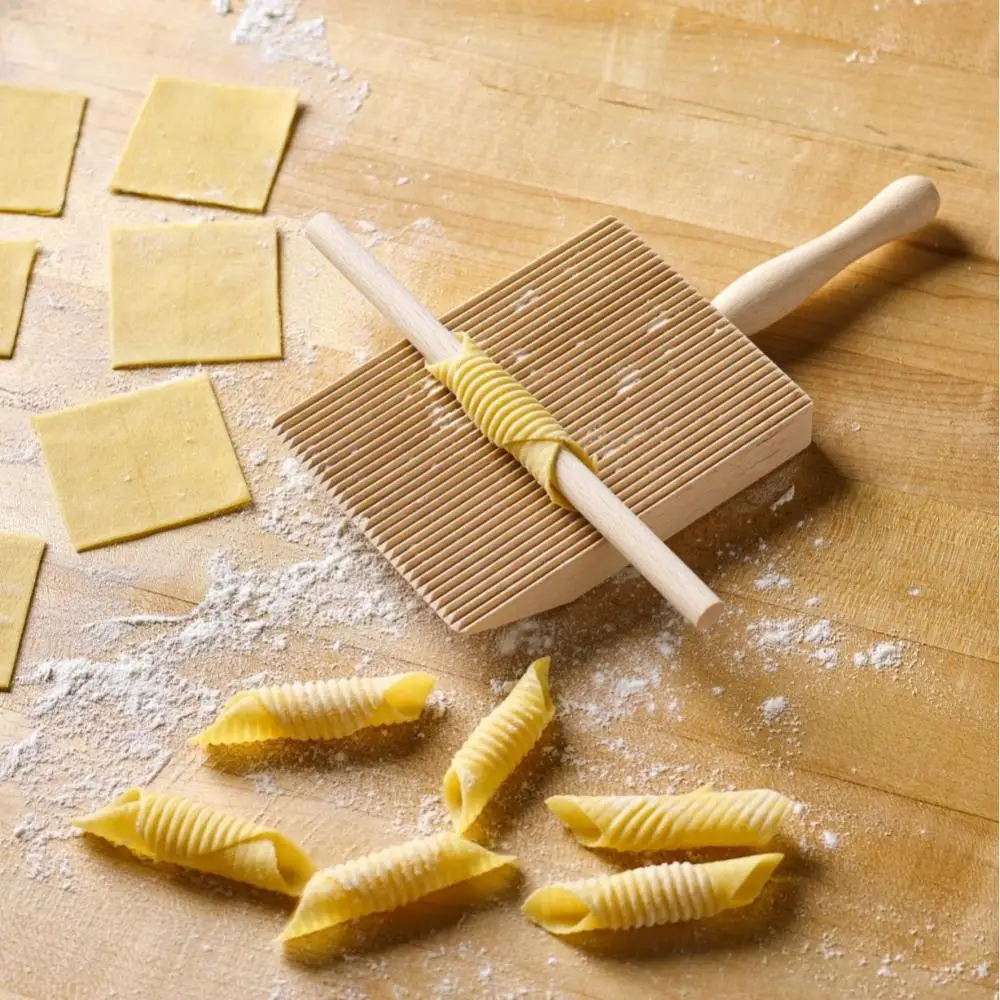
[110,221,281,367]
[33,375,250,551]
[0,533,45,690]
[0,84,86,215]
[110,76,297,212]
[0,241,37,358]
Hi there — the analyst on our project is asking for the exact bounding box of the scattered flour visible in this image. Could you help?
[821,830,841,850]
[845,48,880,64]
[615,365,641,396]
[414,794,448,836]
[249,771,281,797]
[761,695,789,722]
[496,619,554,658]
[805,620,835,645]
[353,215,439,251]
[559,657,672,730]
[748,617,802,654]
[809,648,838,669]
[0,457,418,880]
[0,438,40,466]
[853,641,906,671]
[1,652,221,882]
[755,570,792,591]
[231,0,327,65]
[225,0,370,117]
[771,485,795,511]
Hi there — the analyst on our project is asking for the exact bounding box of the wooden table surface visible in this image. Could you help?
[1,1,996,998]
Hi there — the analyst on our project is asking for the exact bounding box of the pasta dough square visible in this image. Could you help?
[110,76,298,212]
[33,375,251,551]
[110,221,282,367]
[0,533,45,689]
[0,241,38,358]
[0,84,87,216]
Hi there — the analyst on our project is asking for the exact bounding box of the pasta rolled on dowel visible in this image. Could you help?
[442,657,554,833]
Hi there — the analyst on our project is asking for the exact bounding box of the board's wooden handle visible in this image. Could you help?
[711,175,940,336]
[306,213,724,630]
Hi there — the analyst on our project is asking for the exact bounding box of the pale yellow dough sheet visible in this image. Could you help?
[0,84,86,216]
[32,375,251,551]
[0,241,38,358]
[0,533,45,689]
[110,221,282,367]
[111,76,298,212]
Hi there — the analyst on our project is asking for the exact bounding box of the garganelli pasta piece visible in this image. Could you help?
[443,657,554,833]
[427,334,596,509]
[73,787,315,895]
[281,833,515,943]
[191,672,436,746]
[546,787,792,851]
[522,853,783,934]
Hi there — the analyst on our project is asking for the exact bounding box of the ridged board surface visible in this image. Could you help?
[275,219,811,632]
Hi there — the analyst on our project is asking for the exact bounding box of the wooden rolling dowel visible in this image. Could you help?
[306,213,724,630]
[712,175,940,335]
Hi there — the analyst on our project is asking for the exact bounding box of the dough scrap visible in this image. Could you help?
[0,84,87,216]
[0,241,38,358]
[0,533,45,689]
[110,221,281,367]
[111,76,298,212]
[32,374,250,551]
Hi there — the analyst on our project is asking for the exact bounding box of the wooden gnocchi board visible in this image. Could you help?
[0,1,996,999]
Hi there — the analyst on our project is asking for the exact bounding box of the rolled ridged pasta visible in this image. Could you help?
[522,853,783,934]
[443,657,554,833]
[73,787,315,895]
[190,672,436,747]
[281,833,515,943]
[546,788,792,851]
[427,333,596,508]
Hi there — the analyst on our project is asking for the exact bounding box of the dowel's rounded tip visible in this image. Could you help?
[304,212,333,246]
[693,599,725,631]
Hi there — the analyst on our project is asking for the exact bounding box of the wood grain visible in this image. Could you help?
[0,1,996,998]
